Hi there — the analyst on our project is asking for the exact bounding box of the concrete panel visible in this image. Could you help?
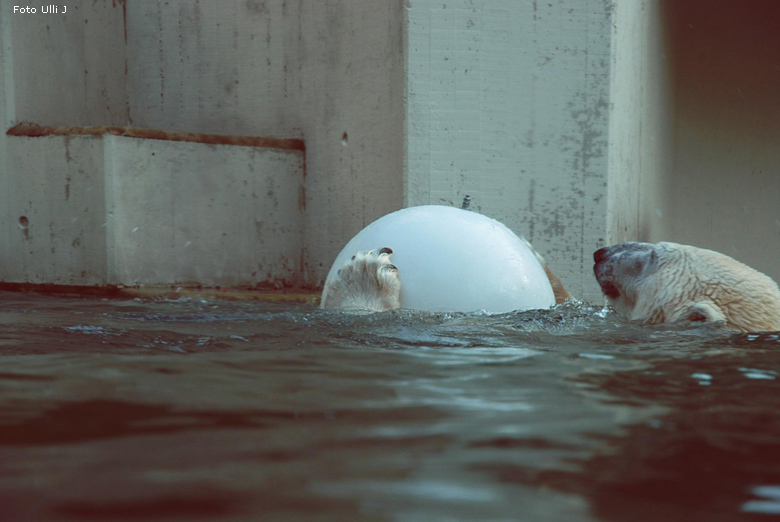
[104,135,305,288]
[406,0,613,300]
[1,135,108,284]
[2,1,127,126]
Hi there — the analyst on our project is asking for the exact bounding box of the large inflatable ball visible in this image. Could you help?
[323,205,555,313]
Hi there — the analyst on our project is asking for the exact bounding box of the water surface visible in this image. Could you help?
[0,291,779,521]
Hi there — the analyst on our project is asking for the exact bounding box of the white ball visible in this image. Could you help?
[324,205,555,313]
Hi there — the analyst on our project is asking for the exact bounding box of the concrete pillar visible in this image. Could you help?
[406,0,613,300]
[606,0,674,248]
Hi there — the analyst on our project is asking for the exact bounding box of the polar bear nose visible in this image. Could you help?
[594,247,611,264]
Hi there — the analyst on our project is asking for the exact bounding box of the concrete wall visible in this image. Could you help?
[0,3,125,286]
[123,0,406,285]
[292,1,406,283]
[1,0,404,289]
[2,2,127,126]
[406,0,613,299]
[2,135,108,285]
[1,130,304,287]
[0,4,125,286]
[2,0,778,296]
[664,0,780,283]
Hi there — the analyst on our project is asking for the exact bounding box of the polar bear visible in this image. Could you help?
[593,241,780,333]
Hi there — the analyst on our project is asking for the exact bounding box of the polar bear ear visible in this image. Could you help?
[683,302,726,325]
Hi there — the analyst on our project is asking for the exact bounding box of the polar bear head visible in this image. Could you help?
[593,241,780,333]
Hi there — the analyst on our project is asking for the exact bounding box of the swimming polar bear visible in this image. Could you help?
[594,241,780,333]
[320,206,572,313]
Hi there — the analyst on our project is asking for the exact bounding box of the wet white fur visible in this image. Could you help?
[320,249,401,311]
[605,242,780,333]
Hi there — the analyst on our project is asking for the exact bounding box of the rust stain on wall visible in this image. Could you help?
[7,122,306,153]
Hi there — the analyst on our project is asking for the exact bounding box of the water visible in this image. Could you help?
[1,291,779,521]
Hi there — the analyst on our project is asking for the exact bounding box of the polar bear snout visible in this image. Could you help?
[593,246,611,265]
[593,248,621,299]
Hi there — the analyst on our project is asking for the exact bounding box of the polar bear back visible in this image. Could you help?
[652,243,780,332]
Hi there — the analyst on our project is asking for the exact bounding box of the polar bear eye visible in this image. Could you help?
[626,246,658,276]
[621,256,645,276]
